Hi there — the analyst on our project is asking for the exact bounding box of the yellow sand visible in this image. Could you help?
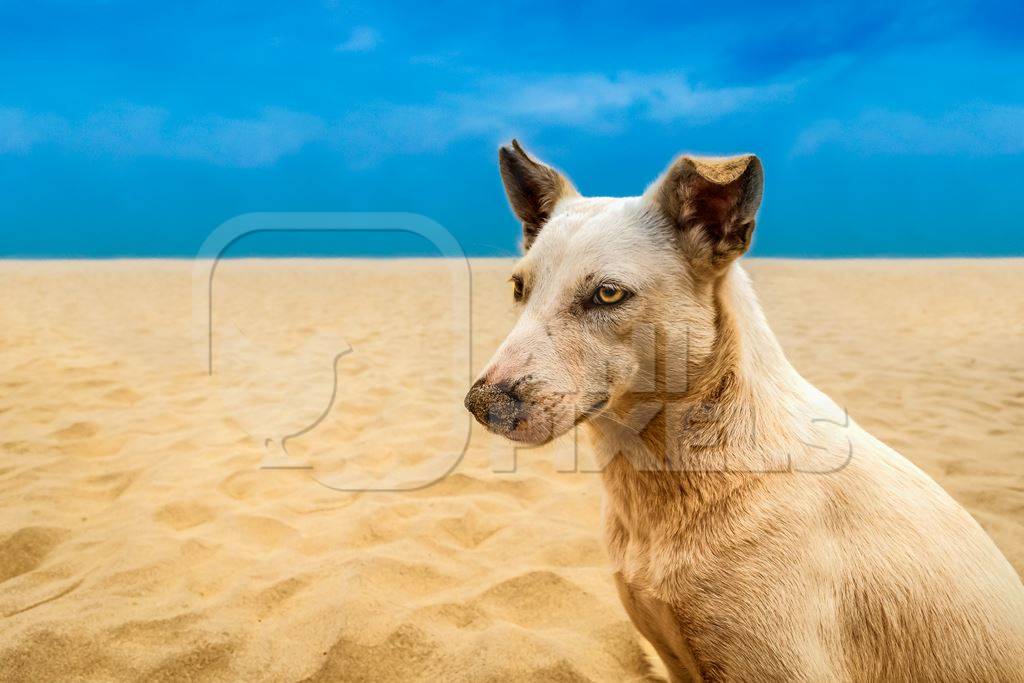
[1,258,1021,681]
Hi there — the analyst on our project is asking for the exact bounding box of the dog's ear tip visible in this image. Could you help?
[499,139,534,168]
[681,153,763,186]
[498,140,519,160]
[500,138,527,157]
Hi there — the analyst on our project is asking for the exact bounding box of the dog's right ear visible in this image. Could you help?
[647,153,764,277]
[498,140,578,250]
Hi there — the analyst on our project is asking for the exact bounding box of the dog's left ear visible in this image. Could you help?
[648,154,763,275]
[499,139,578,250]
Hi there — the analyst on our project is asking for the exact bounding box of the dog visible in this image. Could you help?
[464,140,1024,681]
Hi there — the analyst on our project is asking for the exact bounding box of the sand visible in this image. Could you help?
[1,258,1022,681]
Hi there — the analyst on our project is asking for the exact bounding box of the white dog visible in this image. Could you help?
[465,141,1024,681]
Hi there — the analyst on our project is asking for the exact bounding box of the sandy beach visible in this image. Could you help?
[1,258,1022,681]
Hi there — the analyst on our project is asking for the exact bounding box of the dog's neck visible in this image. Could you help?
[589,262,824,506]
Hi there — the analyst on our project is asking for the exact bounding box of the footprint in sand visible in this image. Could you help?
[231,515,299,549]
[153,502,217,531]
[251,576,309,617]
[84,470,137,501]
[475,570,605,629]
[436,513,503,549]
[0,526,68,583]
[52,421,99,441]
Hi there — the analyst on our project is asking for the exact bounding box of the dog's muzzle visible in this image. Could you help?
[464,378,523,434]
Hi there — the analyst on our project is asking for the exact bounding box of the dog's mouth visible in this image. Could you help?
[466,381,611,444]
[504,396,611,445]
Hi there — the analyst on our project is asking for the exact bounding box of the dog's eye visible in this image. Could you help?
[593,284,628,306]
[511,276,524,301]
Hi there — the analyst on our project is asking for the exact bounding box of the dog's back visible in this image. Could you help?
[824,430,1024,681]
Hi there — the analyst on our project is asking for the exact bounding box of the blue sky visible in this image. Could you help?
[1,0,1022,257]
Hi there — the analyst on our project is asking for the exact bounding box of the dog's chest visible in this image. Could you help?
[599,462,701,592]
[604,501,727,682]
[602,492,696,590]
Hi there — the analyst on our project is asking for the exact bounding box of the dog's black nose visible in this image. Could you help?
[464,378,523,433]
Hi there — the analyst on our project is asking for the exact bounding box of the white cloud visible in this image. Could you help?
[78,104,168,156]
[333,71,795,163]
[335,26,379,53]
[0,71,792,166]
[0,107,68,153]
[794,105,1024,156]
[485,72,793,128]
[171,108,327,167]
[0,104,327,168]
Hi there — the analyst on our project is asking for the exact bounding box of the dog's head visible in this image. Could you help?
[465,140,763,445]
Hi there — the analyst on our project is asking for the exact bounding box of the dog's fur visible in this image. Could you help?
[465,141,1024,681]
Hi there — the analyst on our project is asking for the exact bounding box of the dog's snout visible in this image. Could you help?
[464,379,523,433]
